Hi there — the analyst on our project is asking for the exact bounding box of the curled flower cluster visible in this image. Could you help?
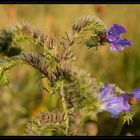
[98,84,140,117]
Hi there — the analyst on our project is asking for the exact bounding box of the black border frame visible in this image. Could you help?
[0,0,140,139]
[0,0,139,4]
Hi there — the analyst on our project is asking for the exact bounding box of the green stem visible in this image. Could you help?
[60,81,69,135]
[113,116,123,136]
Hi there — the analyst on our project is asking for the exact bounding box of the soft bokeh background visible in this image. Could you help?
[0,4,140,136]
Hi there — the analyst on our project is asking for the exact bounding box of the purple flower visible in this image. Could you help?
[131,88,140,100]
[106,24,133,51]
[98,84,131,117]
[120,88,140,104]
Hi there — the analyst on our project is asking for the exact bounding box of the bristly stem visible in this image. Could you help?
[60,81,69,135]
[113,116,123,136]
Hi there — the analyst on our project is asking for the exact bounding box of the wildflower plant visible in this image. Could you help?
[0,16,139,136]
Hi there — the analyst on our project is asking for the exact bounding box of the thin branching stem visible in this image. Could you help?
[113,116,123,136]
[60,81,69,135]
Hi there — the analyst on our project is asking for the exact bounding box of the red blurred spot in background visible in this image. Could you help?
[95,4,105,19]
[7,4,17,22]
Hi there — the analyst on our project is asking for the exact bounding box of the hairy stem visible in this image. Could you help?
[113,116,123,136]
[60,81,69,135]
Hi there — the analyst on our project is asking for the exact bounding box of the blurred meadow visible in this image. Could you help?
[0,4,140,136]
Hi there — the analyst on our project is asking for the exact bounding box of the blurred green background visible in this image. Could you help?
[0,4,140,136]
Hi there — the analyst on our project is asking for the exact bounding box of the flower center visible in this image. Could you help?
[128,97,137,104]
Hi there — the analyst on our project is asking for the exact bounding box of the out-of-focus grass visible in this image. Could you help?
[0,4,140,135]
